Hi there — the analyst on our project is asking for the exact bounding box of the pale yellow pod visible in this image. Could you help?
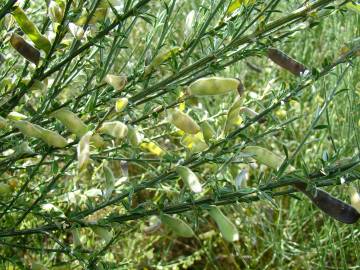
[176,166,202,193]
[68,22,85,40]
[7,111,27,121]
[242,146,295,171]
[144,47,182,76]
[31,262,48,270]
[0,183,12,197]
[104,74,127,91]
[99,121,128,139]
[224,98,243,134]
[71,228,82,247]
[115,98,128,113]
[12,120,43,138]
[51,108,88,137]
[128,126,143,146]
[77,131,92,171]
[239,107,258,118]
[0,116,8,129]
[160,214,194,238]
[168,109,200,134]
[91,134,106,148]
[39,128,68,148]
[92,227,113,244]
[208,206,239,242]
[200,121,215,143]
[188,77,240,96]
[350,186,360,213]
[13,120,67,148]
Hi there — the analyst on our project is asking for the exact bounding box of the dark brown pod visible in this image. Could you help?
[293,182,360,224]
[10,33,40,65]
[237,78,244,97]
[267,48,307,76]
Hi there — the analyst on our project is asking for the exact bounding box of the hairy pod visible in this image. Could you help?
[12,6,51,53]
[0,183,12,197]
[13,120,67,148]
[104,74,127,91]
[7,111,27,121]
[168,109,200,134]
[242,146,295,171]
[224,98,243,134]
[160,214,195,238]
[0,116,8,129]
[208,206,239,242]
[294,182,360,224]
[77,131,92,172]
[350,186,360,214]
[188,77,241,96]
[92,227,113,244]
[10,33,40,65]
[200,121,215,143]
[51,108,88,137]
[128,126,143,147]
[99,121,128,140]
[267,48,307,76]
[144,47,182,76]
[176,166,202,193]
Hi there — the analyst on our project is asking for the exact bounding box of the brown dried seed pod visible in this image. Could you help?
[267,47,307,76]
[293,182,360,224]
[10,33,40,65]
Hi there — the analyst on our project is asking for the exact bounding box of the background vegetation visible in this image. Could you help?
[0,0,359,269]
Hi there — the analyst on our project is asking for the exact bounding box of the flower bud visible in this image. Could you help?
[104,74,127,91]
[49,1,64,23]
[115,98,128,113]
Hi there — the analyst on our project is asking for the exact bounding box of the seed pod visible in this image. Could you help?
[103,163,115,200]
[350,186,360,214]
[104,74,127,91]
[200,121,215,143]
[144,47,182,76]
[31,262,48,270]
[181,133,208,154]
[140,140,164,156]
[242,146,295,171]
[267,48,307,76]
[176,166,202,193]
[184,10,196,38]
[7,111,28,121]
[239,107,258,118]
[12,6,51,53]
[77,131,92,171]
[188,77,241,96]
[76,0,109,26]
[13,120,67,148]
[128,126,143,147]
[168,109,200,134]
[0,183,12,197]
[208,206,239,242]
[10,33,40,65]
[294,182,360,224]
[224,98,243,135]
[99,121,128,139]
[0,116,8,129]
[0,53,6,66]
[51,108,88,137]
[68,22,85,40]
[115,98,128,113]
[38,128,68,148]
[91,134,106,149]
[160,214,194,238]
[48,1,64,23]
[71,228,82,247]
[92,227,113,244]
